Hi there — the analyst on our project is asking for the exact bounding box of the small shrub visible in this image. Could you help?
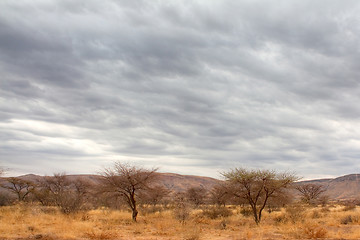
[140,205,164,215]
[273,213,287,224]
[81,213,90,221]
[239,207,253,217]
[267,206,281,213]
[303,224,327,239]
[285,204,305,223]
[183,226,201,240]
[219,218,228,230]
[201,206,232,219]
[320,207,330,213]
[33,234,57,240]
[173,193,191,224]
[173,203,190,224]
[40,206,58,214]
[343,203,356,211]
[84,230,117,240]
[341,215,353,225]
[311,210,321,219]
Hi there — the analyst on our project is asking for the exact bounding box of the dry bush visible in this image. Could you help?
[132,224,143,235]
[320,206,330,213]
[139,205,164,215]
[339,214,360,225]
[31,234,58,240]
[152,216,178,236]
[343,202,356,211]
[84,230,118,240]
[182,226,201,240]
[218,218,229,230]
[272,204,310,224]
[39,206,58,214]
[340,215,353,225]
[285,204,306,223]
[273,212,287,224]
[201,206,232,219]
[311,209,321,219]
[173,204,190,223]
[302,223,327,239]
[186,186,207,208]
[172,193,191,224]
[35,173,91,214]
[239,207,253,217]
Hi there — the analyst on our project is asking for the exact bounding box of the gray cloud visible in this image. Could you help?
[1,0,360,179]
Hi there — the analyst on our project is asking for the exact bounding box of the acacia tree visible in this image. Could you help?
[295,183,326,205]
[35,173,89,213]
[0,177,35,202]
[209,183,234,207]
[139,185,170,206]
[223,168,298,224]
[186,186,207,207]
[100,162,158,221]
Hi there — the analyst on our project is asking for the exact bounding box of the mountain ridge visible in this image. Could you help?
[3,172,360,200]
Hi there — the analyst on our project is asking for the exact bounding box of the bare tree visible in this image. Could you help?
[172,192,190,224]
[266,190,293,212]
[209,183,235,207]
[139,185,170,206]
[295,183,327,205]
[35,173,89,213]
[223,168,298,224]
[0,177,35,202]
[186,186,207,207]
[100,162,158,221]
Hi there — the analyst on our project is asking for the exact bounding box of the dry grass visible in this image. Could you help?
[2,203,360,239]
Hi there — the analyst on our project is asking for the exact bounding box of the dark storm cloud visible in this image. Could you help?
[1,0,360,178]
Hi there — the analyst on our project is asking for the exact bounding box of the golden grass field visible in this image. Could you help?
[1,203,360,239]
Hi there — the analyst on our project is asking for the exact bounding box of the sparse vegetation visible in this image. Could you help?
[1,203,360,239]
[3,165,360,239]
[172,192,191,224]
[200,206,232,219]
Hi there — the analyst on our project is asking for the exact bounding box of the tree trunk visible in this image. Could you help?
[130,192,138,221]
[251,205,260,224]
[258,195,270,224]
[132,208,138,222]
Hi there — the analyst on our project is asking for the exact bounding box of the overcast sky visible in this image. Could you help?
[1,0,360,179]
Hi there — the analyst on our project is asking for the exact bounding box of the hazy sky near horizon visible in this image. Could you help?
[1,0,360,179]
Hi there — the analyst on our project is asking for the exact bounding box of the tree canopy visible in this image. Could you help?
[100,162,158,221]
[223,168,298,224]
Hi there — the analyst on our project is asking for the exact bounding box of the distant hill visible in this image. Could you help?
[2,173,360,200]
[1,172,220,193]
[156,173,220,192]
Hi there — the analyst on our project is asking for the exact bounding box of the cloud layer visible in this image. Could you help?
[1,0,360,179]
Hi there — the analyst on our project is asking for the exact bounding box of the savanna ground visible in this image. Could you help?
[1,203,360,240]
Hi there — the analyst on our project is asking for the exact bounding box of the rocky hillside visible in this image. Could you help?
[300,174,360,200]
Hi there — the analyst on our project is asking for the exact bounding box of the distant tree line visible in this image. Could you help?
[0,163,332,224]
